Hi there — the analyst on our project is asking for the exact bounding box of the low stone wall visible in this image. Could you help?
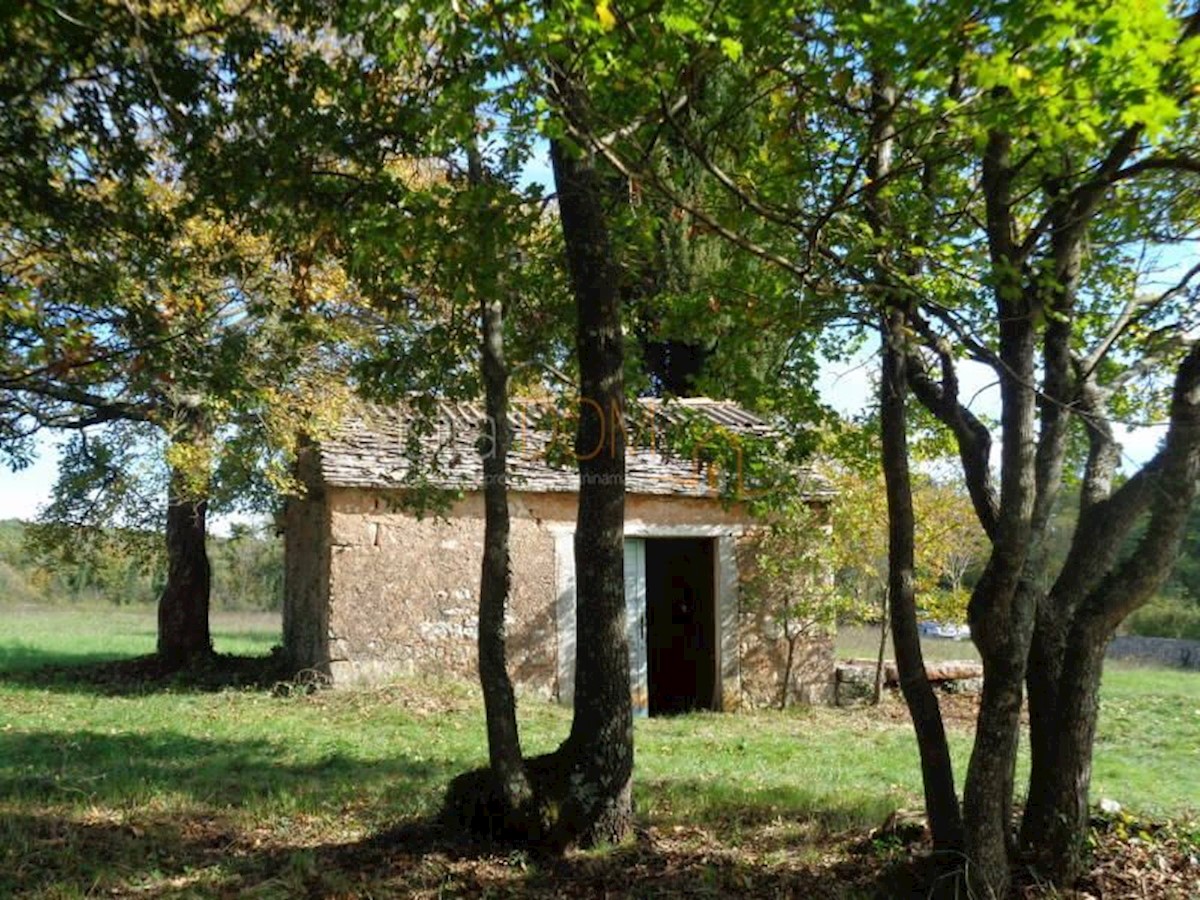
[1107,635,1200,670]
[834,659,984,706]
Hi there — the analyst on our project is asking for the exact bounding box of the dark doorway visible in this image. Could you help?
[644,537,718,715]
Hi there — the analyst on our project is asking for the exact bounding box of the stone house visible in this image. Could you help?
[283,398,837,712]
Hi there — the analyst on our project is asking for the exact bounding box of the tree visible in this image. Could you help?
[540,127,635,845]
[2,2,366,665]
[4,203,355,664]
[193,0,636,846]
[462,136,536,828]
[514,0,1200,890]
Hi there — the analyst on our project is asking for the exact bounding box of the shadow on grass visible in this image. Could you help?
[1,807,904,899]
[0,728,462,897]
[0,641,137,674]
[0,728,452,808]
[0,647,291,696]
[638,777,898,846]
[0,727,921,898]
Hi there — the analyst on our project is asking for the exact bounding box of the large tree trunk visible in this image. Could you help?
[1023,621,1108,883]
[958,127,1041,898]
[156,461,212,668]
[961,492,1039,897]
[1020,596,1065,845]
[1022,382,1122,860]
[961,619,1028,896]
[880,308,964,854]
[547,133,634,848]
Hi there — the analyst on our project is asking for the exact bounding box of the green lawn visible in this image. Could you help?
[835,624,982,663]
[0,606,1197,897]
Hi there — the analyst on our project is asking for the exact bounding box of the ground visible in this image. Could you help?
[1,607,1197,898]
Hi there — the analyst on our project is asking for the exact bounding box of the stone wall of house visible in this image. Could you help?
[737,621,836,707]
[303,485,835,707]
[282,451,332,676]
[733,529,837,708]
[324,489,559,693]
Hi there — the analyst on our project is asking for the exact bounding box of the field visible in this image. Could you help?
[1,606,1198,898]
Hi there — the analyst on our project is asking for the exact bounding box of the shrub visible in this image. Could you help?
[1126,596,1200,641]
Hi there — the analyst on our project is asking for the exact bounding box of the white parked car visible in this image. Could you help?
[918,621,972,640]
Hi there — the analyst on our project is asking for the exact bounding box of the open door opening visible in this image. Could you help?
[644,537,718,716]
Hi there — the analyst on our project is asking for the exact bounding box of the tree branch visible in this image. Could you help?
[905,342,1001,539]
[1077,341,1200,628]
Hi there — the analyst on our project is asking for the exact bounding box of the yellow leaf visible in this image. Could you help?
[596,0,616,31]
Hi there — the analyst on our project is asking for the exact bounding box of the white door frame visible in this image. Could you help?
[554,524,742,711]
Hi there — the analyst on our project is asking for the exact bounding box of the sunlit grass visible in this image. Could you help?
[0,604,1196,897]
[0,604,279,671]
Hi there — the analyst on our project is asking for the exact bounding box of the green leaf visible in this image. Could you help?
[661,12,701,34]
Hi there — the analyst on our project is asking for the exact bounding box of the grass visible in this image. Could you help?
[836,624,1200,817]
[0,605,1197,897]
[0,604,278,673]
[835,625,982,663]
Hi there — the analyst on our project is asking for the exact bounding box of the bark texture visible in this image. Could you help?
[1021,344,1200,883]
[156,456,213,668]
[548,133,633,848]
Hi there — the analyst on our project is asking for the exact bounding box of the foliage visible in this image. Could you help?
[805,465,985,626]
[741,496,856,641]
[1164,504,1200,604]
[1,2,369,621]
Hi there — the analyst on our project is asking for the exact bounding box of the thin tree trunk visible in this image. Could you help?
[465,140,533,822]
[867,70,963,854]
[548,133,633,847]
[779,620,798,710]
[157,452,212,668]
[478,272,532,822]
[873,590,889,705]
[881,308,964,854]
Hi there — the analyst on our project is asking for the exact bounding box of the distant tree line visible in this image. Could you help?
[1126,502,1200,640]
[0,519,281,612]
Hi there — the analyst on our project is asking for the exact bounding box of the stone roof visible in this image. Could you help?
[316,397,835,501]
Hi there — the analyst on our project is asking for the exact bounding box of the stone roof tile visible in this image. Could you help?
[316,398,835,500]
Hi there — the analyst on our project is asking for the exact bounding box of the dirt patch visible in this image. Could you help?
[865,686,985,727]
